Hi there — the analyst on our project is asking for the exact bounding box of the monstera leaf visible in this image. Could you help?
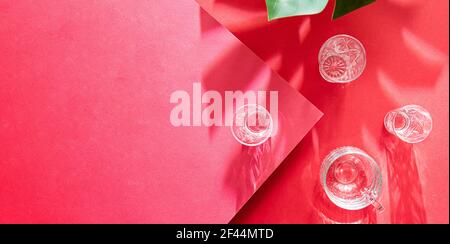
[333,0,375,19]
[265,0,375,21]
[266,0,328,21]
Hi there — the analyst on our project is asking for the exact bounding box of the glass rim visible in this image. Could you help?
[318,34,367,84]
[320,146,382,210]
[384,104,433,143]
[231,104,273,147]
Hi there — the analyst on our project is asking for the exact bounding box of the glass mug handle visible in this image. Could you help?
[362,188,384,213]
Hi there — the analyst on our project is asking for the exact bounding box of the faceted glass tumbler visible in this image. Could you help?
[320,147,383,212]
[318,34,366,83]
[231,104,273,147]
[384,105,432,143]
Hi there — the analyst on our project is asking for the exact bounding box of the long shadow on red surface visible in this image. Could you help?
[382,130,427,223]
[200,8,287,213]
[224,140,275,212]
[310,182,377,224]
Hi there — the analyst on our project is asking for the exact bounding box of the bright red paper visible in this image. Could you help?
[0,1,322,223]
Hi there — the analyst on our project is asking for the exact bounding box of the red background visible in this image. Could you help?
[0,0,448,224]
[0,0,322,223]
[198,0,449,224]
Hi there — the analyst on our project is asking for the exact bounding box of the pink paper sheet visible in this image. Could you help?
[0,0,322,223]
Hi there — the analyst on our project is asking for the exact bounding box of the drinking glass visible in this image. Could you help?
[320,146,384,212]
[384,105,432,143]
[318,34,366,83]
[231,104,273,147]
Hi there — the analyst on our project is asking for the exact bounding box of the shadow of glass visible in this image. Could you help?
[308,127,377,224]
[383,130,427,223]
[223,139,274,211]
[311,182,377,224]
[199,8,303,215]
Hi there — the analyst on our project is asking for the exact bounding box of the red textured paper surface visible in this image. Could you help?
[0,1,321,223]
[197,0,449,224]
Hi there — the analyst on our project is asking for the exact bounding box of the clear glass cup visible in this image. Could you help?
[231,104,273,147]
[318,34,366,83]
[320,146,384,212]
[384,105,432,143]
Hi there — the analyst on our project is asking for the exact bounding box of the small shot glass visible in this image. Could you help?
[318,34,366,84]
[384,105,432,144]
[231,104,273,147]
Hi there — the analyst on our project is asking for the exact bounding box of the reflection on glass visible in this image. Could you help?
[318,34,366,83]
[384,104,432,144]
[320,146,383,212]
[231,104,273,146]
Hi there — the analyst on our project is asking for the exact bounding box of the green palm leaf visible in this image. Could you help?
[265,0,376,21]
[266,0,329,21]
[333,0,375,19]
